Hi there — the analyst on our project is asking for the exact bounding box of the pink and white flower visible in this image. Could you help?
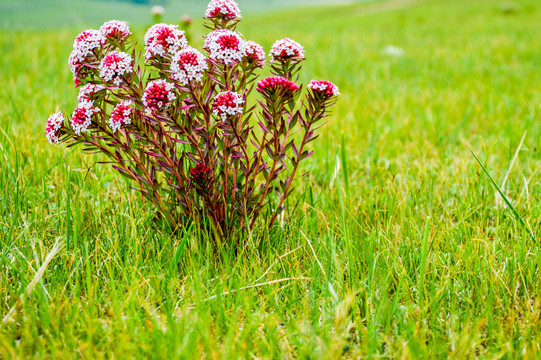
[78,84,106,102]
[212,91,244,121]
[170,47,208,85]
[269,38,305,62]
[256,76,299,95]
[99,20,131,41]
[109,100,134,132]
[244,40,265,67]
[205,0,242,21]
[144,24,188,61]
[72,29,106,57]
[71,101,100,135]
[69,52,85,81]
[45,112,64,145]
[204,29,246,65]
[308,80,340,97]
[69,29,105,81]
[142,80,177,114]
[99,51,133,86]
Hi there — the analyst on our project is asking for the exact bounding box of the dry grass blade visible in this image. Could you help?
[193,277,312,306]
[2,238,64,326]
[250,246,302,285]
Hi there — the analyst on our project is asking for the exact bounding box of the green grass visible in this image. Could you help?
[1,0,541,357]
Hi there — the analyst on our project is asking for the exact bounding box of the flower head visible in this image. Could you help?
[71,100,100,135]
[244,40,265,67]
[181,15,193,25]
[308,80,340,97]
[204,29,246,65]
[205,0,242,21]
[99,51,133,86]
[144,23,188,61]
[151,5,165,16]
[45,112,65,145]
[269,38,305,62]
[69,29,105,83]
[212,91,244,121]
[72,29,106,56]
[99,20,131,41]
[256,76,299,96]
[78,84,106,103]
[170,47,208,85]
[69,52,86,84]
[190,163,211,182]
[109,100,134,132]
[142,79,177,114]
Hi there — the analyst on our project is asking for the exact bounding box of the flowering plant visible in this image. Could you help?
[46,0,339,241]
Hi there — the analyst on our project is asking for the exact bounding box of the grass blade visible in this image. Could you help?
[466,143,536,242]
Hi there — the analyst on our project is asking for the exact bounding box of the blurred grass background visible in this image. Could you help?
[0,0,369,29]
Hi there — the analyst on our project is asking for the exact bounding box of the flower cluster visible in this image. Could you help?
[109,101,134,132]
[142,80,177,114]
[69,53,84,85]
[99,51,133,86]
[212,91,244,121]
[77,84,106,102]
[144,23,188,61]
[170,47,208,85]
[69,29,106,83]
[244,41,265,68]
[99,20,131,41]
[72,29,106,57]
[205,29,246,65]
[190,163,212,182]
[205,0,242,21]
[256,76,299,96]
[71,101,100,135]
[45,112,64,145]
[308,80,341,97]
[269,38,305,62]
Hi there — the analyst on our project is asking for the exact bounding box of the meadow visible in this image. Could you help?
[1,0,541,358]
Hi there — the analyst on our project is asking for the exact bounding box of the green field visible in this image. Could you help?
[1,0,541,358]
